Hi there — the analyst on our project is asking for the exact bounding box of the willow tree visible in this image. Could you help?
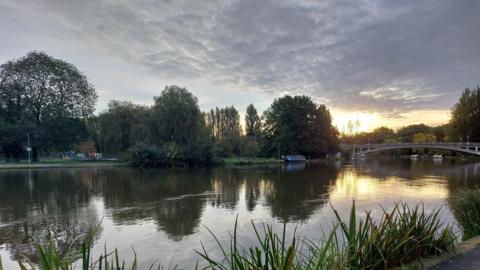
[151,85,213,165]
[0,51,97,161]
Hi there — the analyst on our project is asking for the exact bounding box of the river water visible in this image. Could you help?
[0,160,479,269]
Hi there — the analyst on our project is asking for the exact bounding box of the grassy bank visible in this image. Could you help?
[221,157,283,165]
[0,160,127,170]
[0,201,458,270]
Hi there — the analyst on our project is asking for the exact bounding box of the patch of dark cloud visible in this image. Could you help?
[1,0,479,113]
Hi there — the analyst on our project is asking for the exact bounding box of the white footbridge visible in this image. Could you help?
[340,142,480,157]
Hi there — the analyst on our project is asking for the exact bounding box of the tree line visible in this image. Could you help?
[342,124,449,145]
[1,52,479,164]
[0,52,339,165]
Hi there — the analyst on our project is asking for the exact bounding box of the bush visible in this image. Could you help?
[182,127,214,166]
[127,143,166,167]
[239,136,259,157]
[128,132,213,167]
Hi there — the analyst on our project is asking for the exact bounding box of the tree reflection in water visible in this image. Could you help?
[0,161,479,267]
[0,169,101,263]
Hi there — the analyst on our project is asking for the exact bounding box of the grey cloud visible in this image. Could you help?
[1,0,480,113]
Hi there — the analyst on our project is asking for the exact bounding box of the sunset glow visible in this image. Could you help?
[332,109,451,132]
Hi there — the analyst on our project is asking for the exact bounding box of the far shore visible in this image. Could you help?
[0,160,127,170]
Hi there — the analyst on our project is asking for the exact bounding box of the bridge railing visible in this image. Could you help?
[340,142,480,148]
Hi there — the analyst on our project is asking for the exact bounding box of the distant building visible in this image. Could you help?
[283,155,306,162]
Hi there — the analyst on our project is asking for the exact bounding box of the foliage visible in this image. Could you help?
[245,104,261,138]
[181,125,214,166]
[197,201,456,270]
[343,124,451,146]
[205,106,242,156]
[128,129,213,167]
[87,86,214,166]
[88,101,151,154]
[331,202,455,269]
[152,86,203,145]
[238,136,259,157]
[0,51,97,161]
[412,132,437,143]
[261,95,338,158]
[449,87,480,142]
[128,143,186,167]
[449,188,480,240]
[396,124,432,143]
[343,126,396,144]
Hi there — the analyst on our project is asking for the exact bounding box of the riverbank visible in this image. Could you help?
[0,160,127,169]
[425,236,480,269]
[221,157,283,165]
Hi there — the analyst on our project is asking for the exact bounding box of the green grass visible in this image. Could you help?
[449,188,480,240]
[221,157,283,165]
[0,160,126,169]
[0,201,457,270]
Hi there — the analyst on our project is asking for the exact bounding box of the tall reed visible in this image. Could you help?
[197,201,456,270]
[449,188,480,240]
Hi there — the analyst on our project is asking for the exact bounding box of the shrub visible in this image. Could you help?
[128,136,213,167]
[127,143,166,167]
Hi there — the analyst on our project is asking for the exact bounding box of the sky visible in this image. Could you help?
[1,0,479,131]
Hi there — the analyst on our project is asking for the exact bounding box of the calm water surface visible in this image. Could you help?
[1,160,480,268]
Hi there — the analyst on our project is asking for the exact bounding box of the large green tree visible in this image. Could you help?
[0,51,97,161]
[261,95,338,158]
[450,87,480,142]
[149,85,213,165]
[152,86,203,144]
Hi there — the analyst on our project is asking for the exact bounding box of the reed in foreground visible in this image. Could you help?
[449,188,480,240]
[197,201,456,270]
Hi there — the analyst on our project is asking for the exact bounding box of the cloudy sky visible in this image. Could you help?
[1,0,479,131]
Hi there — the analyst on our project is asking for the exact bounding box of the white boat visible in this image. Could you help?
[433,154,443,160]
[410,154,419,160]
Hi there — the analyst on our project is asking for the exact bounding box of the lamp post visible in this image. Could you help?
[467,136,470,145]
[460,137,463,144]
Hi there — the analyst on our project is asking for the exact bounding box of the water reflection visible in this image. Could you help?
[0,169,101,263]
[0,160,479,268]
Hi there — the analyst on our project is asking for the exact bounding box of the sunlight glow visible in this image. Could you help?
[332,110,381,132]
[332,109,451,132]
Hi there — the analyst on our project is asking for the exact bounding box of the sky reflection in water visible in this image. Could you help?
[0,160,479,269]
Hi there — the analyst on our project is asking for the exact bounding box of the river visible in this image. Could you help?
[0,160,479,269]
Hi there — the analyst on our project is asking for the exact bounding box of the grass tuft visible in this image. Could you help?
[449,188,480,240]
[197,201,456,270]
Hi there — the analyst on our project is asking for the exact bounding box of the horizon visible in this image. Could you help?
[2,0,479,131]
